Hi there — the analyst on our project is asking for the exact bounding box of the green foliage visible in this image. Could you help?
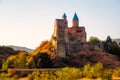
[27,68,83,80]
[83,64,91,77]
[27,71,40,80]
[2,51,29,70]
[88,36,101,43]
[55,67,83,80]
[40,71,56,80]
[103,36,120,57]
[0,46,18,69]
[0,73,11,79]
[0,72,18,80]
[29,52,53,68]
[83,62,103,79]
[106,36,112,43]
[2,60,13,70]
[13,56,27,68]
[101,69,112,80]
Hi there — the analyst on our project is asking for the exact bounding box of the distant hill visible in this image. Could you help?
[7,45,33,53]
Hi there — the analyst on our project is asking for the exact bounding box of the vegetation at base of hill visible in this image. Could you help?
[0,63,120,80]
[28,52,53,68]
[2,52,53,70]
[1,40,54,70]
[2,51,29,70]
[0,46,19,69]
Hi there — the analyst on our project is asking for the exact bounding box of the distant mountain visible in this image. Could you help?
[7,45,33,53]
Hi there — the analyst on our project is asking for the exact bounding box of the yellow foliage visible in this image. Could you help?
[18,51,28,57]
[8,55,17,61]
[26,56,33,65]
[33,40,55,58]
[112,67,120,77]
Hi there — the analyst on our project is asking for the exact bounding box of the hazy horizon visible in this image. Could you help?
[0,0,120,49]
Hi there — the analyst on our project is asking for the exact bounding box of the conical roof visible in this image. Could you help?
[73,13,79,20]
[63,13,67,18]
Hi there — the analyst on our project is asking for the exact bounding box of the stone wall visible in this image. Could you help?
[66,42,103,55]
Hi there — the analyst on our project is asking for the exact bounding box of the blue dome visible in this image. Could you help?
[73,13,79,21]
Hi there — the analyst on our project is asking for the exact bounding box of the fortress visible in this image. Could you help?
[51,13,102,58]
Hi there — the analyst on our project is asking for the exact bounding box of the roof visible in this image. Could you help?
[73,13,79,20]
[63,13,67,18]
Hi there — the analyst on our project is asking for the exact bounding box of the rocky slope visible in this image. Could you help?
[53,50,120,68]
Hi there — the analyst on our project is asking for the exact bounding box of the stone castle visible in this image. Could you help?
[51,13,102,58]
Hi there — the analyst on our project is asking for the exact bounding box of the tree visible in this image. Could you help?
[29,52,53,68]
[2,60,13,70]
[106,36,112,43]
[88,36,101,43]
[103,36,120,56]
[33,40,54,54]
[2,51,29,70]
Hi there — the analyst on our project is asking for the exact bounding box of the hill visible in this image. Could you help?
[7,45,33,53]
[53,50,120,68]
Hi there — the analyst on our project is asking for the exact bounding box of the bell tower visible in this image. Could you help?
[62,13,68,28]
[52,13,68,58]
[72,13,79,27]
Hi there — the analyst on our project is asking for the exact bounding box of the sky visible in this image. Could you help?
[0,0,120,49]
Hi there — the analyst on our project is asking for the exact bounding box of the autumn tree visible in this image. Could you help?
[33,40,55,59]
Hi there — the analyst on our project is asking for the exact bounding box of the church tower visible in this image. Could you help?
[62,13,68,28]
[62,13,67,20]
[52,13,68,58]
[72,13,79,27]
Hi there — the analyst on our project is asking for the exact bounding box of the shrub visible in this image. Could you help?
[55,67,82,80]
[11,75,18,80]
[40,72,54,80]
[83,64,91,77]
[0,73,11,79]
[27,70,40,80]
[101,69,112,80]
[112,67,120,77]
[2,60,12,70]
[83,62,103,79]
